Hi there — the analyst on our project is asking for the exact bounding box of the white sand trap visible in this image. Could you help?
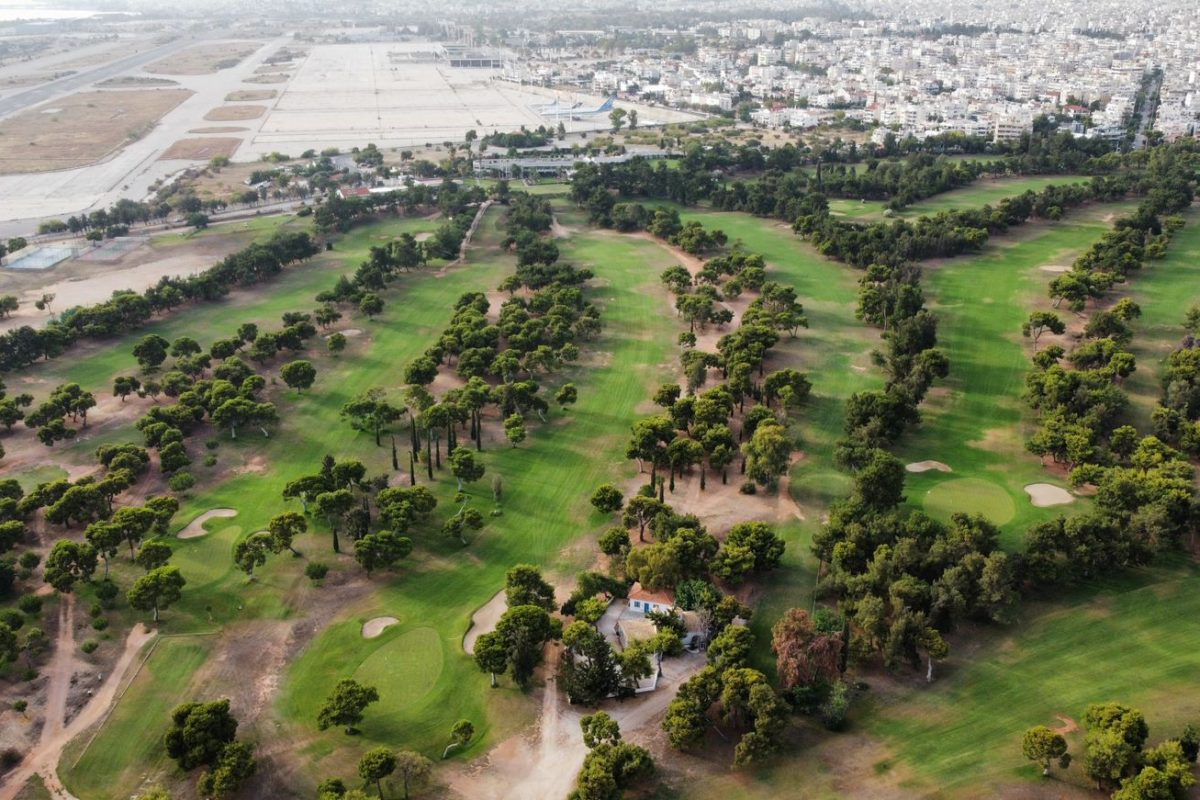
[1025,483,1074,507]
[177,508,237,539]
[906,460,952,473]
[1040,265,1071,273]
[462,590,506,654]
[362,616,399,639]
[324,328,362,338]
[414,232,432,242]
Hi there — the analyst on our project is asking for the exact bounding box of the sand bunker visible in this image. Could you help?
[463,591,506,654]
[1024,483,1074,507]
[906,460,952,473]
[1040,265,1071,273]
[325,328,363,338]
[362,617,399,639]
[178,508,238,539]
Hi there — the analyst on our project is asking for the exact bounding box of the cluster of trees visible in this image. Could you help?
[841,265,946,468]
[813,453,1013,678]
[596,484,787,590]
[0,477,60,665]
[1023,703,1199,798]
[18,381,94,447]
[312,180,485,234]
[0,231,318,374]
[572,712,655,800]
[662,624,789,767]
[571,126,1124,219]
[282,453,431,564]
[315,200,478,318]
[1155,306,1200,456]
[45,492,183,621]
[474,566,564,688]
[165,699,256,798]
[39,198,172,237]
[390,199,596,464]
[1021,144,1198,584]
[481,127,554,149]
[795,178,1122,267]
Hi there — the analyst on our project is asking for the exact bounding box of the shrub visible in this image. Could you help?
[80,640,99,655]
[95,581,119,607]
[91,617,109,631]
[739,481,757,495]
[305,562,329,583]
[17,595,41,615]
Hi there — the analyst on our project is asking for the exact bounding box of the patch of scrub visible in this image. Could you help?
[1024,483,1074,507]
[362,616,399,639]
[177,508,238,539]
[354,627,443,708]
[923,478,1016,525]
[906,460,952,473]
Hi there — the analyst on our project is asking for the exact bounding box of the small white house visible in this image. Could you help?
[627,583,675,615]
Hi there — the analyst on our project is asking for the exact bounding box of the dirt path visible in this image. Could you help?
[448,649,706,800]
[455,200,493,263]
[448,651,587,800]
[39,594,77,748]
[0,621,154,800]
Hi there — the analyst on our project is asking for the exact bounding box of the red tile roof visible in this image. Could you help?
[628,582,675,606]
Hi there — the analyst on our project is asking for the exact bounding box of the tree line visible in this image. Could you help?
[0,230,318,375]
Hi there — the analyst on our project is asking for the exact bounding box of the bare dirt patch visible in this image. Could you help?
[225,90,276,102]
[906,460,952,473]
[324,328,362,338]
[362,617,399,639]
[0,89,193,174]
[203,105,265,121]
[146,42,261,75]
[178,508,238,539]
[0,619,154,800]
[1039,265,1071,273]
[160,137,242,160]
[1024,483,1074,508]
[462,591,506,654]
[1052,715,1079,734]
[95,76,178,88]
[188,126,249,134]
[244,73,289,84]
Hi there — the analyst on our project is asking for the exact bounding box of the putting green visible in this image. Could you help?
[921,478,1015,526]
[353,627,444,709]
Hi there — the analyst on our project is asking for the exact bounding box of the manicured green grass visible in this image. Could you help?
[277,218,684,782]
[29,214,442,393]
[828,175,1090,222]
[867,558,1200,796]
[921,477,1016,525]
[63,636,214,800]
[50,200,688,797]
[896,206,1138,546]
[1121,208,1200,429]
[665,209,881,669]
[13,465,68,493]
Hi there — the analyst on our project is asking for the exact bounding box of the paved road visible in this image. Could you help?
[1132,73,1162,151]
[0,37,183,119]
